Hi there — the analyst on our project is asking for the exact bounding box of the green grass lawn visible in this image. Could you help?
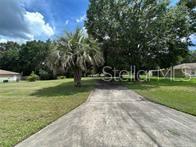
[0,78,95,147]
[125,77,196,116]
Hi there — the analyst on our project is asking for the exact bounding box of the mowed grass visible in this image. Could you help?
[0,78,96,147]
[125,77,196,116]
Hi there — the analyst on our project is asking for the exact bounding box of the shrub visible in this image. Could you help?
[27,72,40,82]
[3,80,8,83]
[57,76,65,79]
[39,69,53,80]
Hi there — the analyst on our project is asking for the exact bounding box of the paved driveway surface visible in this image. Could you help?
[16,81,196,147]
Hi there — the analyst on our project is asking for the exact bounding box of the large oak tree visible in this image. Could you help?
[86,0,192,80]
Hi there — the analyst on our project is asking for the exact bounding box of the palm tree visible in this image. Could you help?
[47,28,104,87]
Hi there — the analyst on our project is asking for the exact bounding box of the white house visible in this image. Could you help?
[174,63,196,77]
[149,63,196,77]
[0,69,21,82]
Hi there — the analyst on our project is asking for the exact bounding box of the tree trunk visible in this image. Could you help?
[74,68,82,87]
[133,68,140,81]
[134,71,140,81]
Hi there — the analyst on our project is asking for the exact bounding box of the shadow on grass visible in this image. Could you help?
[31,79,96,97]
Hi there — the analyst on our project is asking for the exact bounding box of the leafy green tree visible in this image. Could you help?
[155,3,190,68]
[183,50,196,63]
[86,0,192,80]
[179,0,196,47]
[47,28,104,87]
[0,40,52,78]
[0,42,20,72]
[19,40,51,75]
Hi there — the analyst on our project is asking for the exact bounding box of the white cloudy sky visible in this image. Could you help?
[0,0,88,43]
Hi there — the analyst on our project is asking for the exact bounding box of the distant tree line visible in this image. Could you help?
[0,40,54,79]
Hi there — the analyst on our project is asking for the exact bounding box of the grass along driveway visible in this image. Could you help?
[0,78,95,147]
[125,78,196,116]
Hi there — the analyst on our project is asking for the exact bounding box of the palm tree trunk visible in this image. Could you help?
[133,66,140,81]
[74,68,82,87]
[134,71,140,81]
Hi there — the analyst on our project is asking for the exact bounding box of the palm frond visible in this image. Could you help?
[47,28,104,73]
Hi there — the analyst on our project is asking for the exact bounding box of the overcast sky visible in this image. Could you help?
[0,0,195,49]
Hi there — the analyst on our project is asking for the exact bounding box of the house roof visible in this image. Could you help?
[174,63,196,70]
[0,69,20,75]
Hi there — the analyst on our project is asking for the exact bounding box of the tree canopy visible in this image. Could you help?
[0,40,52,77]
[85,0,193,77]
[183,50,196,63]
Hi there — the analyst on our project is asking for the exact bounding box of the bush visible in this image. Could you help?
[39,69,53,80]
[27,72,40,82]
[57,76,65,79]
[3,80,8,83]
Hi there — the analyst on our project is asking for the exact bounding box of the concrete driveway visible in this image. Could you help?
[16,81,196,147]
